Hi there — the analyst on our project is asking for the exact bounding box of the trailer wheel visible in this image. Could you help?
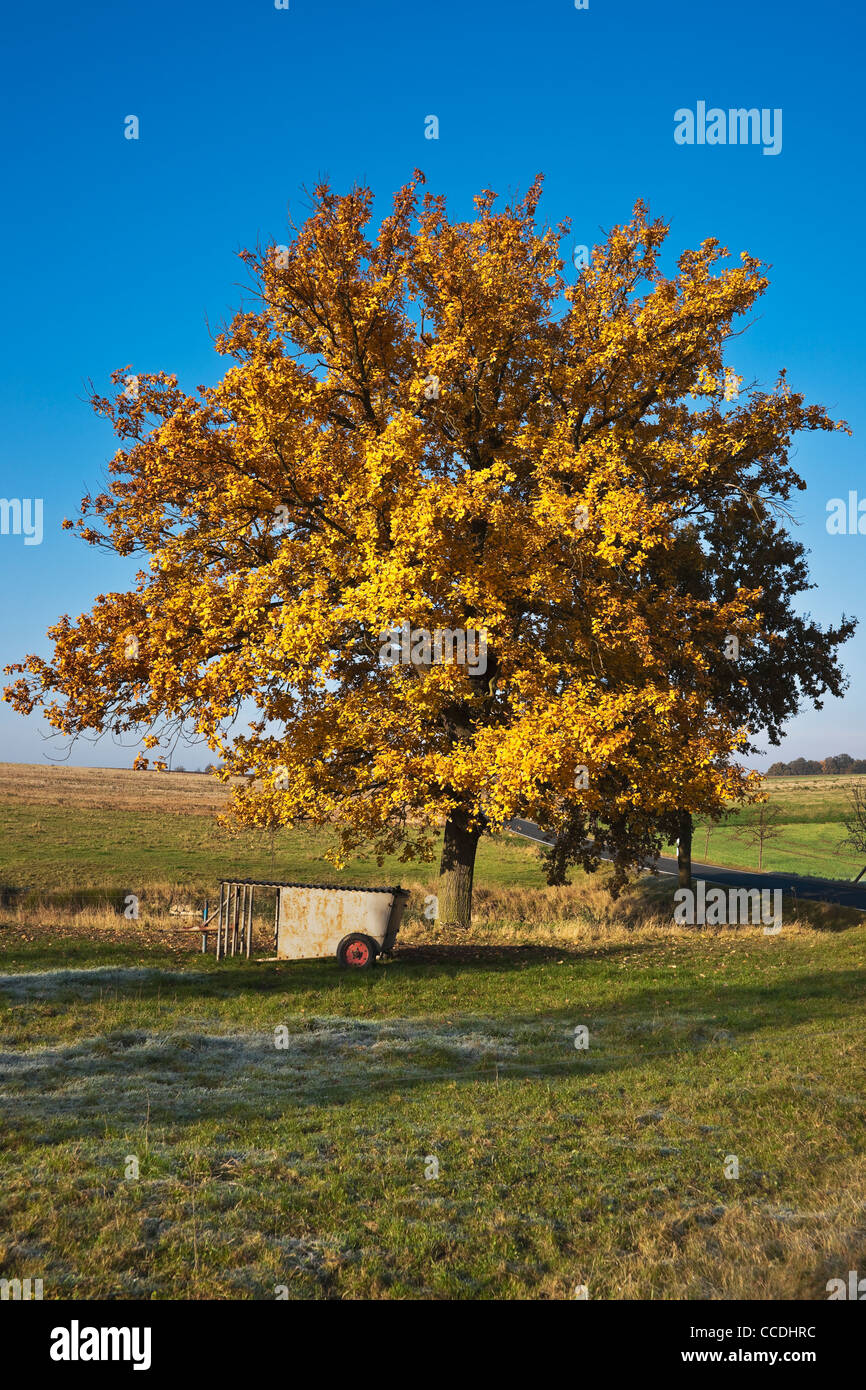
[337,934,377,970]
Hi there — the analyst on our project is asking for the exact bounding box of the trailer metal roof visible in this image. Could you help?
[218,879,406,893]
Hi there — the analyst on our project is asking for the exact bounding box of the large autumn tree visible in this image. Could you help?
[4,174,851,924]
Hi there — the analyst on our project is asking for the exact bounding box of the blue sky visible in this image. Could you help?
[1,0,863,770]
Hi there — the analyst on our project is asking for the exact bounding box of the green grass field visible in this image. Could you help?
[0,763,541,900]
[3,766,863,902]
[2,926,864,1300]
[1,764,864,1300]
[666,776,866,879]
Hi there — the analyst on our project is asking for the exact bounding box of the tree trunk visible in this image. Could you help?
[677,809,693,888]
[437,809,481,928]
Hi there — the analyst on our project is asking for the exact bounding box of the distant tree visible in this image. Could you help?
[838,784,866,882]
[787,758,822,776]
[695,810,726,860]
[767,754,863,777]
[734,802,784,871]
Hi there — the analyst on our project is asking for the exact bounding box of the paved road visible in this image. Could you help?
[505,818,866,913]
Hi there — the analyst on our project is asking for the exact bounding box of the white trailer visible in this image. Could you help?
[215,879,409,968]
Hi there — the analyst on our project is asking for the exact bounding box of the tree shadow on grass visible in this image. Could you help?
[1,955,861,1141]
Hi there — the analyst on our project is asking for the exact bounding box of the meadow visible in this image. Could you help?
[2,765,862,909]
[669,775,866,880]
[0,763,864,1300]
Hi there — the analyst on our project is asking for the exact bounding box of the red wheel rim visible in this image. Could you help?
[346,940,370,966]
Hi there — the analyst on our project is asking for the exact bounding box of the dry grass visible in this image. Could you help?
[1,870,861,959]
[0,762,233,814]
